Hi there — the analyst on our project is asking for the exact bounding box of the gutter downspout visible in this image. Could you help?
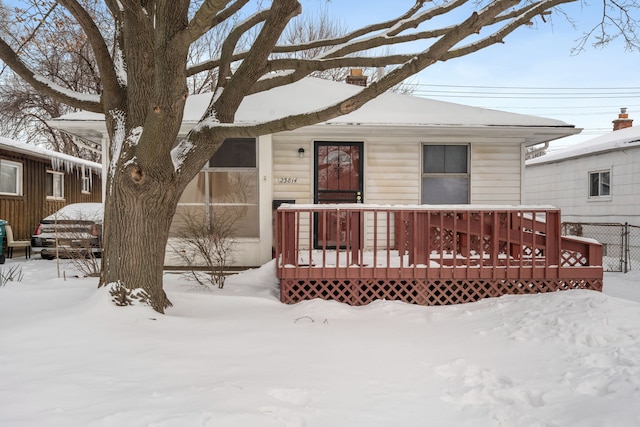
[521,141,549,205]
[525,141,550,159]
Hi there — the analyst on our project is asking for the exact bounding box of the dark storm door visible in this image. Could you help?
[314,141,364,248]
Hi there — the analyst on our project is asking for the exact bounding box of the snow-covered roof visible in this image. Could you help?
[51,77,577,143]
[527,125,640,166]
[0,136,102,174]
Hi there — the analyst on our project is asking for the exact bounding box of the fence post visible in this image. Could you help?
[624,222,629,273]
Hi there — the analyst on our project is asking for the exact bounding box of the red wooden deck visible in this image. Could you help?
[274,205,603,306]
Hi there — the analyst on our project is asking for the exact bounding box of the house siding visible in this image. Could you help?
[471,143,523,204]
[272,135,313,204]
[365,138,421,205]
[271,132,525,252]
[525,147,640,225]
[273,136,524,206]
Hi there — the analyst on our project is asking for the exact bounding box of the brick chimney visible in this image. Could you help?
[612,107,633,131]
[346,68,368,87]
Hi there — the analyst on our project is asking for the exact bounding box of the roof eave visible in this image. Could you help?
[0,140,102,170]
[48,118,580,147]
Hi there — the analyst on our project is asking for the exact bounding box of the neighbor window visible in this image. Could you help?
[589,170,611,197]
[175,138,258,238]
[81,172,91,194]
[0,159,23,196]
[46,171,64,199]
[421,144,469,204]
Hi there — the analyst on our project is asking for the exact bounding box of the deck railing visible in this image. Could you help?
[275,205,603,306]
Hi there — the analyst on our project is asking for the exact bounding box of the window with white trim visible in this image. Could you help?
[81,172,91,194]
[589,170,611,198]
[0,159,23,196]
[421,144,470,204]
[46,171,65,199]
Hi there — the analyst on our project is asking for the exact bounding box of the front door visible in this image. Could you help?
[314,141,363,248]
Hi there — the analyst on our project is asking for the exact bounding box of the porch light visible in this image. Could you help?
[298,147,305,158]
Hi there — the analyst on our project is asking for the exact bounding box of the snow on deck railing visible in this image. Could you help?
[276,203,559,211]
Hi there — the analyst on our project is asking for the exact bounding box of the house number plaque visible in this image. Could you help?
[278,177,298,184]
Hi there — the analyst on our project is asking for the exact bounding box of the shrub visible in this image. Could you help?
[171,207,239,289]
[0,265,23,286]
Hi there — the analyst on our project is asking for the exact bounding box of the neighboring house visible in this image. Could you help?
[525,109,639,226]
[0,137,102,241]
[49,75,579,267]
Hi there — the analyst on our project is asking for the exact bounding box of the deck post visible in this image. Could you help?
[281,210,297,266]
[546,210,561,277]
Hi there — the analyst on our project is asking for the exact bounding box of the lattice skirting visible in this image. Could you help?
[280,277,604,306]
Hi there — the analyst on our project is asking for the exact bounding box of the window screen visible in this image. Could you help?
[422,144,469,204]
[209,138,256,168]
[175,138,259,238]
[423,145,468,174]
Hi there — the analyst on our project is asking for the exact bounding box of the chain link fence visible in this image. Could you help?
[562,222,640,273]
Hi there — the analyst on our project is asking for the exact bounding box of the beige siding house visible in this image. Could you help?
[50,77,579,266]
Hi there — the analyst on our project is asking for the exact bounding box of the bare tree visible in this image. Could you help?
[0,0,106,158]
[0,0,636,313]
[185,6,239,94]
[0,71,102,159]
[279,9,418,93]
[278,7,351,82]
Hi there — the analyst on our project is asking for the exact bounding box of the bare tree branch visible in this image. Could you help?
[184,0,437,77]
[193,0,526,143]
[186,0,250,44]
[211,0,302,122]
[215,9,270,91]
[443,0,576,60]
[57,0,121,107]
[0,38,102,112]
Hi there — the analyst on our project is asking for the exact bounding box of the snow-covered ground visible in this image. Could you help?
[0,258,639,427]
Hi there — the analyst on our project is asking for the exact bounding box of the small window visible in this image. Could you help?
[46,171,65,199]
[422,144,469,204]
[0,159,23,196]
[589,170,610,198]
[81,174,91,194]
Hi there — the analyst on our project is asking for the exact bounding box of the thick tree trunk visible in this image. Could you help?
[100,168,180,313]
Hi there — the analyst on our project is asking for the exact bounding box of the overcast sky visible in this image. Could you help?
[302,0,639,149]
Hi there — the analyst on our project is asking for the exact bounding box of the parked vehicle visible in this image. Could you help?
[31,203,103,260]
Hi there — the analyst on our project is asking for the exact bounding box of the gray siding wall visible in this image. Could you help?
[525,147,640,225]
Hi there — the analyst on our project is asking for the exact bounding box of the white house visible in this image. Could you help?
[525,117,640,227]
[50,76,579,266]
